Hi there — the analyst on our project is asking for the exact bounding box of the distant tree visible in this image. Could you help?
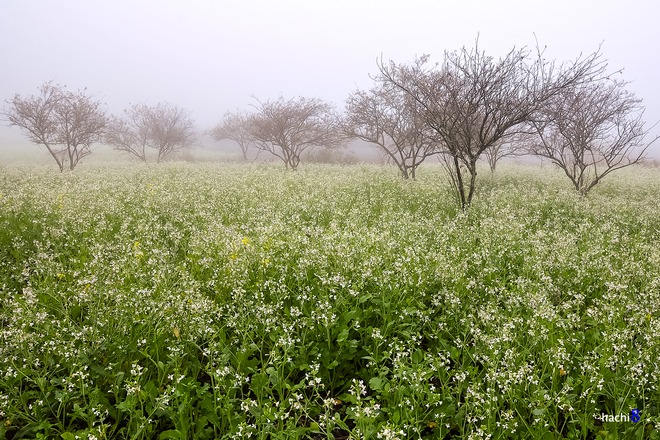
[528,78,658,194]
[377,42,606,209]
[483,134,529,172]
[249,96,345,170]
[144,102,196,163]
[209,111,254,161]
[483,140,510,173]
[2,81,107,171]
[105,104,151,163]
[106,102,196,163]
[344,81,439,179]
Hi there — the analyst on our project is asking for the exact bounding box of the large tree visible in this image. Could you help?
[378,43,605,209]
[2,82,107,171]
[344,81,439,179]
[249,96,345,170]
[528,78,658,194]
[105,102,196,163]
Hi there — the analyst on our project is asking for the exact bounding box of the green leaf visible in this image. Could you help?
[358,293,372,304]
[61,434,76,440]
[337,328,349,343]
[334,415,351,430]
[369,376,383,392]
[159,429,182,439]
[70,305,83,320]
[266,366,279,386]
[338,393,356,404]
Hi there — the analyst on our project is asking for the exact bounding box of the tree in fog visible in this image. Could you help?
[106,102,196,163]
[209,111,253,161]
[528,78,658,194]
[2,82,107,171]
[344,81,439,179]
[104,104,150,163]
[249,96,345,170]
[378,42,605,209]
[483,134,528,173]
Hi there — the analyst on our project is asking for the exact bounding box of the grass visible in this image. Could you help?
[0,161,659,439]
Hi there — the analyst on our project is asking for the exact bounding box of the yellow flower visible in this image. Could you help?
[559,368,566,376]
[134,241,140,248]
[57,273,65,279]
[428,421,437,429]
[242,237,250,245]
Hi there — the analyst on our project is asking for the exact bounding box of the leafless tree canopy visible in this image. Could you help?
[106,102,196,163]
[483,133,530,173]
[2,82,107,171]
[377,42,606,208]
[249,96,345,170]
[105,104,151,163]
[146,103,196,163]
[344,81,439,179]
[528,78,659,194]
[209,111,254,161]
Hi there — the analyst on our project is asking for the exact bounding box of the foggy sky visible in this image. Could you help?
[1,0,659,155]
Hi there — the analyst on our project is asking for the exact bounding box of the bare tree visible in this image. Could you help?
[2,82,107,171]
[104,103,151,163]
[528,78,658,194]
[344,81,439,179]
[106,102,196,163]
[147,103,196,163]
[209,111,254,161]
[378,42,605,209]
[249,96,345,170]
[483,134,529,172]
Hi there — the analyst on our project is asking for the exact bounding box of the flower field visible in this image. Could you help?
[0,162,659,439]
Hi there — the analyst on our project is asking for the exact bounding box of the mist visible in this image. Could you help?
[1,0,659,158]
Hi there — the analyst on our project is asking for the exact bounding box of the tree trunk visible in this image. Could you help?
[466,162,478,207]
[454,155,466,209]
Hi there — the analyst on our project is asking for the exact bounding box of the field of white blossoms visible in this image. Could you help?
[0,162,659,440]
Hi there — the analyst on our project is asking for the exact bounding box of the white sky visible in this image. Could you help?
[1,0,659,155]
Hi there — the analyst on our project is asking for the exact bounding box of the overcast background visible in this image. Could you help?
[1,0,659,157]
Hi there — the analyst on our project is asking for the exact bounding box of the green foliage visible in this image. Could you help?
[0,163,659,439]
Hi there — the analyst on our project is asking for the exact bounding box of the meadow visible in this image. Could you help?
[0,161,659,440]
